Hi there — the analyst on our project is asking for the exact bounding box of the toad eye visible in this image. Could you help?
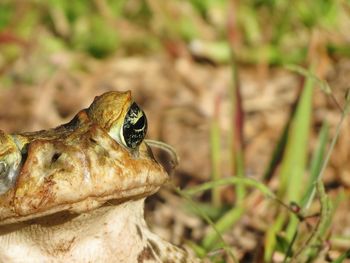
[121,102,147,149]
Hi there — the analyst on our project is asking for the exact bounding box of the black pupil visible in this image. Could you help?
[134,115,145,130]
[122,102,147,149]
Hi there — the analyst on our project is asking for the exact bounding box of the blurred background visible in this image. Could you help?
[1,0,350,262]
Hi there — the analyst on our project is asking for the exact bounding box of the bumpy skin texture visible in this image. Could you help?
[0,91,199,262]
[0,91,166,224]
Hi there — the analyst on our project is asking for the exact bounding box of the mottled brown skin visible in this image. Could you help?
[0,91,199,262]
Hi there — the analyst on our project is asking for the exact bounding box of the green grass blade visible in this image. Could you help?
[175,187,238,262]
[266,67,314,260]
[263,118,290,182]
[183,177,275,198]
[332,250,350,263]
[210,102,222,207]
[292,181,333,262]
[300,189,345,261]
[264,213,286,262]
[300,121,329,210]
[285,65,331,94]
[278,73,314,203]
[202,206,244,249]
[286,122,328,258]
[183,177,276,250]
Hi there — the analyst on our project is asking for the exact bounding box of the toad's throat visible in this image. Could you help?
[0,198,194,262]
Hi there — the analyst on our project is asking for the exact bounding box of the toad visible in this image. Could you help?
[0,91,199,262]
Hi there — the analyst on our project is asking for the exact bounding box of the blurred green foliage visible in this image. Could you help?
[0,0,348,63]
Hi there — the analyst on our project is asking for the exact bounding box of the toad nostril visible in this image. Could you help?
[51,153,62,163]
